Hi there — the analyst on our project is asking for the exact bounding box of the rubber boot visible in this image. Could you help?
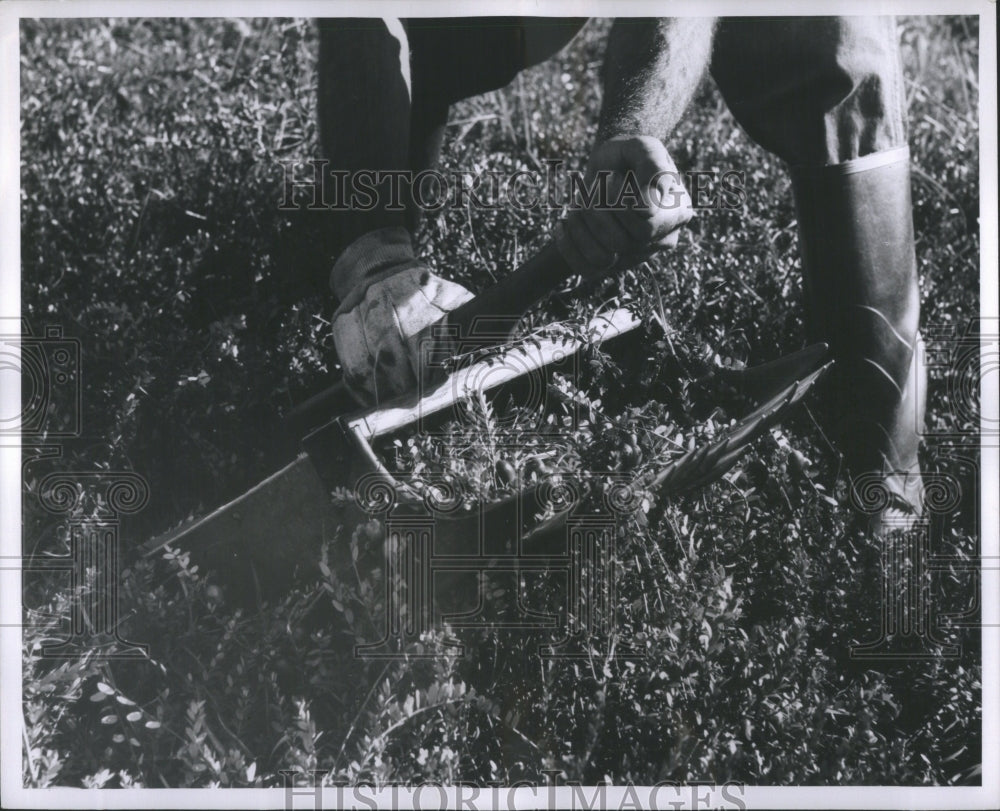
[791,146,925,529]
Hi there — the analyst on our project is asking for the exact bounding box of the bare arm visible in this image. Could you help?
[598,17,717,141]
[556,19,714,277]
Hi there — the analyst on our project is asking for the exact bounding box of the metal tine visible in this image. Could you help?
[455,359,834,550]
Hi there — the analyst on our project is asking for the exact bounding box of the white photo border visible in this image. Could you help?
[1,2,996,809]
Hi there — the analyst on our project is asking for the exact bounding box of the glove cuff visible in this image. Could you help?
[330,226,416,300]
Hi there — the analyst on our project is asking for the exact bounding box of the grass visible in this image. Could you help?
[19,16,981,788]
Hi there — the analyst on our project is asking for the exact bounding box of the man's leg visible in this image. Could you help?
[710,16,924,525]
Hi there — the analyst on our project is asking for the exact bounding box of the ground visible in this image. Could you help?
[19,16,981,788]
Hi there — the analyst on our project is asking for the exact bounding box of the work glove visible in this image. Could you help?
[331,227,474,406]
[556,135,694,278]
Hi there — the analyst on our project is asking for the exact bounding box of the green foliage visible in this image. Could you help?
[20,16,981,788]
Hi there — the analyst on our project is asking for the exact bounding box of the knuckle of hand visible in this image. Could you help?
[632,135,665,161]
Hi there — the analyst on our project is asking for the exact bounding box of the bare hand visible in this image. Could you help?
[556,135,694,277]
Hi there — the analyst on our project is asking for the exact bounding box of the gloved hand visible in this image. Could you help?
[556,135,694,278]
[331,227,474,406]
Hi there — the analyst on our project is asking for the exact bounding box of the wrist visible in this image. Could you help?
[330,226,416,300]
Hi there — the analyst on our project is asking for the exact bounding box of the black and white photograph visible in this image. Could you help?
[1,1,996,808]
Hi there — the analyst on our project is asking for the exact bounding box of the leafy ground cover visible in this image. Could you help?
[20,16,981,788]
